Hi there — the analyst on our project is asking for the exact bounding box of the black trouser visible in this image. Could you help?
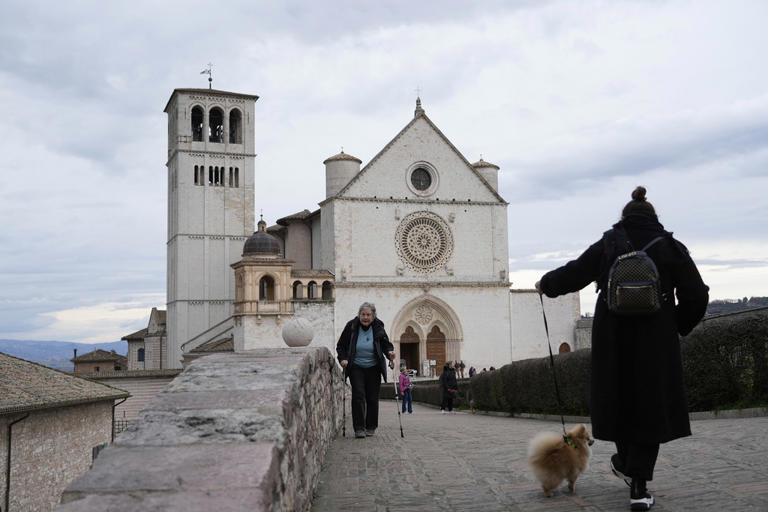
[348,365,381,432]
[615,441,660,481]
[441,392,455,412]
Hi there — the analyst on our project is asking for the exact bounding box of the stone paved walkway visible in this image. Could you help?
[312,402,768,511]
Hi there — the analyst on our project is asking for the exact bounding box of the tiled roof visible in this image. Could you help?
[0,352,129,415]
[122,328,148,341]
[291,269,334,279]
[323,151,362,165]
[71,349,128,364]
[82,369,183,380]
[471,158,500,170]
[190,337,234,353]
[276,209,315,226]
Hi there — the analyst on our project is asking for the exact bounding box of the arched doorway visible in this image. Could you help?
[399,326,420,371]
[558,343,571,354]
[427,325,447,376]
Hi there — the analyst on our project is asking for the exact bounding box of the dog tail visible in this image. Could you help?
[527,431,564,463]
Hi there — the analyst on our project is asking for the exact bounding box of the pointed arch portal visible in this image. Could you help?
[391,295,463,378]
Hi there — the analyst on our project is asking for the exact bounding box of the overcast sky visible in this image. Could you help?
[1,0,767,343]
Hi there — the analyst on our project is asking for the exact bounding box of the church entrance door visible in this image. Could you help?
[398,326,420,371]
[426,325,446,376]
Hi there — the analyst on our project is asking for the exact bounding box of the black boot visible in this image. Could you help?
[630,478,654,511]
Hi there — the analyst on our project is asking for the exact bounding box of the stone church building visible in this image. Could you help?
[125,88,580,373]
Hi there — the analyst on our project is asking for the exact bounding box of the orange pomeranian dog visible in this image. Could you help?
[527,424,595,497]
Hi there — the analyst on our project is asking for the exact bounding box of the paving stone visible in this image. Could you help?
[312,403,768,511]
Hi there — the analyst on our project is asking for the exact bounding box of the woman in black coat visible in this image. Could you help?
[336,302,395,438]
[439,360,458,413]
[536,187,708,511]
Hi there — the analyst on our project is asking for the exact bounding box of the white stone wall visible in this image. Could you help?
[235,302,335,352]
[509,290,581,360]
[343,116,499,203]
[331,199,508,283]
[0,401,112,512]
[285,222,312,269]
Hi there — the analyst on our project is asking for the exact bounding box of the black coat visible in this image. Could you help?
[540,213,709,444]
[439,366,458,398]
[336,317,394,382]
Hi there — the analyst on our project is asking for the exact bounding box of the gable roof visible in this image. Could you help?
[332,109,506,203]
[122,328,148,341]
[0,352,128,415]
[71,349,127,364]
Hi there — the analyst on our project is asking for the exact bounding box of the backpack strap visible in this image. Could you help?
[641,235,667,252]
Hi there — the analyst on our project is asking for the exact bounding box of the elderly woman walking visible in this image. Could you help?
[336,302,395,438]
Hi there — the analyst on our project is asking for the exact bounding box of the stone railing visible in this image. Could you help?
[58,347,344,511]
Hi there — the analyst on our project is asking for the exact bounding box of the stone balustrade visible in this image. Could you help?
[58,347,344,511]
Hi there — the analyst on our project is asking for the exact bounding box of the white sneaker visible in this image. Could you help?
[450,410,456,414]
[441,410,446,414]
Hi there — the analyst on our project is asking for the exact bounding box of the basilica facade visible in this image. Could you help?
[125,88,581,372]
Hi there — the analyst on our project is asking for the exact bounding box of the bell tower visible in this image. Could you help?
[163,88,258,368]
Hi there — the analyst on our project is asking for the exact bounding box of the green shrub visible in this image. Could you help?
[378,308,768,415]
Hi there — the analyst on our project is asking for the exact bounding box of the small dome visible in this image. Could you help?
[323,151,362,165]
[243,218,281,256]
[471,158,500,170]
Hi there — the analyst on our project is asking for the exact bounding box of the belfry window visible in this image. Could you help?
[229,109,242,144]
[209,107,224,143]
[259,275,275,301]
[307,281,318,300]
[191,106,203,141]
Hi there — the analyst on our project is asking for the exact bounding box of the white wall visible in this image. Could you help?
[509,290,581,361]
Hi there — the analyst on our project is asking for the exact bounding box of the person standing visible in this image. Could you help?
[439,360,458,414]
[398,366,413,414]
[468,366,476,378]
[536,186,709,511]
[336,302,396,438]
[458,360,466,378]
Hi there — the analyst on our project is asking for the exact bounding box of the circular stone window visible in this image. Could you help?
[395,211,453,272]
[406,162,438,196]
[410,168,432,191]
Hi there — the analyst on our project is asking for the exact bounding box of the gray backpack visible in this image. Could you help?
[604,228,667,315]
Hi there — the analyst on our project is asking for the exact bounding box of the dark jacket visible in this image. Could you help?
[540,213,709,444]
[336,317,394,382]
[439,366,458,398]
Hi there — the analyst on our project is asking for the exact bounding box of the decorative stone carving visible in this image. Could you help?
[282,317,314,347]
[395,211,454,273]
[414,304,433,325]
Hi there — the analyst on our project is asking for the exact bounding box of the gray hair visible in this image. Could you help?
[358,302,376,318]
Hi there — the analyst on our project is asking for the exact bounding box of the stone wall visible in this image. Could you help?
[58,347,344,511]
[0,401,113,512]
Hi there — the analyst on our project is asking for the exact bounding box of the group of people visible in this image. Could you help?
[336,186,709,511]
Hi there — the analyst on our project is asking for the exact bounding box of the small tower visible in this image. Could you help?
[164,88,258,367]
[324,151,361,198]
[471,158,501,192]
[231,217,295,351]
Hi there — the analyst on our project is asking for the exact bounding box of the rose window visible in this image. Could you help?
[396,212,453,272]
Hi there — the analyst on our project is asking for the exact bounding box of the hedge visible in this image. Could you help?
[380,308,768,415]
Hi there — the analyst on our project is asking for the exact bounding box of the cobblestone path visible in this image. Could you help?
[312,403,768,511]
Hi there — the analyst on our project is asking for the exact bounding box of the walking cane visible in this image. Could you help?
[390,361,405,438]
[341,367,347,437]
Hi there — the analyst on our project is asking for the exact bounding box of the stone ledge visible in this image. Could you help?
[59,347,344,511]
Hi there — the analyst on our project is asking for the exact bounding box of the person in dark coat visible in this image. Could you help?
[439,360,458,414]
[336,302,395,438]
[535,186,708,511]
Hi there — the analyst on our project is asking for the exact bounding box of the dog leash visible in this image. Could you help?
[539,293,571,445]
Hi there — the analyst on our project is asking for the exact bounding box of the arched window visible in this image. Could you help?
[229,109,242,144]
[307,281,318,299]
[137,348,145,361]
[558,343,571,354]
[191,106,204,141]
[259,275,275,301]
[209,107,224,143]
[321,281,333,300]
[292,281,303,299]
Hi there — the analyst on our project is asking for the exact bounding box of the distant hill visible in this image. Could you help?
[0,339,127,371]
[706,297,768,316]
